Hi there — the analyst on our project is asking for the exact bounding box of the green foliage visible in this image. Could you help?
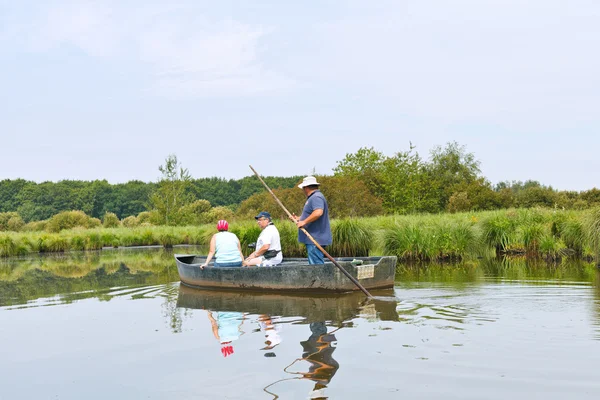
[102,212,121,228]
[447,192,471,213]
[583,207,600,259]
[329,219,373,257]
[46,211,99,233]
[480,212,518,253]
[276,220,305,257]
[149,154,194,226]
[520,224,544,254]
[0,234,27,257]
[122,216,140,228]
[0,212,24,232]
[179,199,212,225]
[22,220,47,232]
[198,206,234,224]
[137,211,152,224]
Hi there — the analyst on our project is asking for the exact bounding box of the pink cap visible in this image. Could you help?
[217,220,229,231]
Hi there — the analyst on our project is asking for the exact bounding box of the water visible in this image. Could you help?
[1,248,599,399]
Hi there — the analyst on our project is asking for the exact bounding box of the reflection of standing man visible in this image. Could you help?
[294,176,332,265]
[207,311,245,358]
[300,322,339,397]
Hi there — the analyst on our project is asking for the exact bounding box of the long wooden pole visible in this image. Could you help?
[249,165,373,298]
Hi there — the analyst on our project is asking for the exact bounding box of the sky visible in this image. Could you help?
[1,0,599,191]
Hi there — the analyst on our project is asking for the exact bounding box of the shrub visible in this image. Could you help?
[137,211,153,224]
[179,199,212,225]
[46,211,97,233]
[447,192,471,213]
[199,206,234,224]
[0,212,24,232]
[103,212,121,228]
[122,216,140,228]
[22,220,47,232]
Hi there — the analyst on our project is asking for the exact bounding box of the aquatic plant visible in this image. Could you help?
[480,212,518,254]
[329,218,373,257]
[583,207,600,261]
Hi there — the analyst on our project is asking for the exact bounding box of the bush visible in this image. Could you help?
[103,212,121,228]
[179,199,212,225]
[137,211,153,224]
[0,212,24,232]
[22,220,47,232]
[199,206,234,224]
[46,211,99,233]
[447,192,471,213]
[122,216,140,228]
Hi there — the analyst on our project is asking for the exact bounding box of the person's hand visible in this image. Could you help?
[296,220,306,229]
[200,263,207,270]
[291,213,299,223]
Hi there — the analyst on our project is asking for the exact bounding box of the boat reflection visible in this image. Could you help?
[176,285,399,398]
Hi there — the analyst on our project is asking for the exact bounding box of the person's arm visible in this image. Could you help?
[237,239,244,261]
[201,235,217,269]
[207,311,220,341]
[297,209,323,229]
[247,243,270,259]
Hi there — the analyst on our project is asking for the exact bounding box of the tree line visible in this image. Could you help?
[1,142,600,231]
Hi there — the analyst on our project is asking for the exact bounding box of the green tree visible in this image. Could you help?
[149,155,194,225]
[333,147,385,194]
[427,142,481,210]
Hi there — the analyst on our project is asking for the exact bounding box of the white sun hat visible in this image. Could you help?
[298,176,320,188]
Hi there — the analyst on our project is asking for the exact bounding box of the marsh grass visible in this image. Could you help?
[583,207,600,261]
[329,219,373,257]
[1,209,600,263]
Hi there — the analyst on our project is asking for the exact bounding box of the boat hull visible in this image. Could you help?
[175,255,397,293]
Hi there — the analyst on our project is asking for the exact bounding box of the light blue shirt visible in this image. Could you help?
[215,232,242,263]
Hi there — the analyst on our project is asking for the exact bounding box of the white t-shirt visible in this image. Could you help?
[256,224,283,265]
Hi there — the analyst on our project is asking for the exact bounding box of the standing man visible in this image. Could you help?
[294,176,332,264]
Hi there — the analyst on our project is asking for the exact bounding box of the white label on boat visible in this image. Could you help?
[356,264,374,279]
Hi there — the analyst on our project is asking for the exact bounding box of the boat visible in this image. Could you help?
[174,255,397,293]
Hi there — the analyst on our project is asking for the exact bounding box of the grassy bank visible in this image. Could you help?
[1,208,600,262]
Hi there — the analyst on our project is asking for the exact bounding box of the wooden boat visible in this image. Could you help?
[174,254,397,293]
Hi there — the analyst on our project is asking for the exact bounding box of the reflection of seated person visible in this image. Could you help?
[207,310,245,358]
[300,322,339,396]
[258,315,282,354]
[243,212,283,267]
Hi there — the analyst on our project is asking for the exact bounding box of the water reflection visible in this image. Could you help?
[207,311,245,358]
[0,247,198,307]
[177,285,398,399]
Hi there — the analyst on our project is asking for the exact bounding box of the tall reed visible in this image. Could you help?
[329,218,373,257]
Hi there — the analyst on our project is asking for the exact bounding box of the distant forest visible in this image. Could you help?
[1,142,600,225]
[0,176,301,222]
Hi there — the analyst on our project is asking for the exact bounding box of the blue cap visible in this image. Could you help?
[255,211,272,220]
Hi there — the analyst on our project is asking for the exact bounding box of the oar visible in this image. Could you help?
[249,165,373,299]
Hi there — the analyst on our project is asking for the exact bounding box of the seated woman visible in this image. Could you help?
[201,220,244,268]
[243,211,283,267]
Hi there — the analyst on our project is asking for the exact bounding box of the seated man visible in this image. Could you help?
[243,211,283,267]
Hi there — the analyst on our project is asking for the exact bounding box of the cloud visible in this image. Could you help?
[2,1,294,97]
[287,0,600,125]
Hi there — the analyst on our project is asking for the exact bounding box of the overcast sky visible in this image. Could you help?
[1,0,598,190]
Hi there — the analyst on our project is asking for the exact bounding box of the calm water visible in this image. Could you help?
[1,248,600,399]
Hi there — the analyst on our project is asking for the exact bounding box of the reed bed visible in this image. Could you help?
[1,208,600,263]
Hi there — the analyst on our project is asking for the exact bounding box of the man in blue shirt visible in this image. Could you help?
[293,176,332,264]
